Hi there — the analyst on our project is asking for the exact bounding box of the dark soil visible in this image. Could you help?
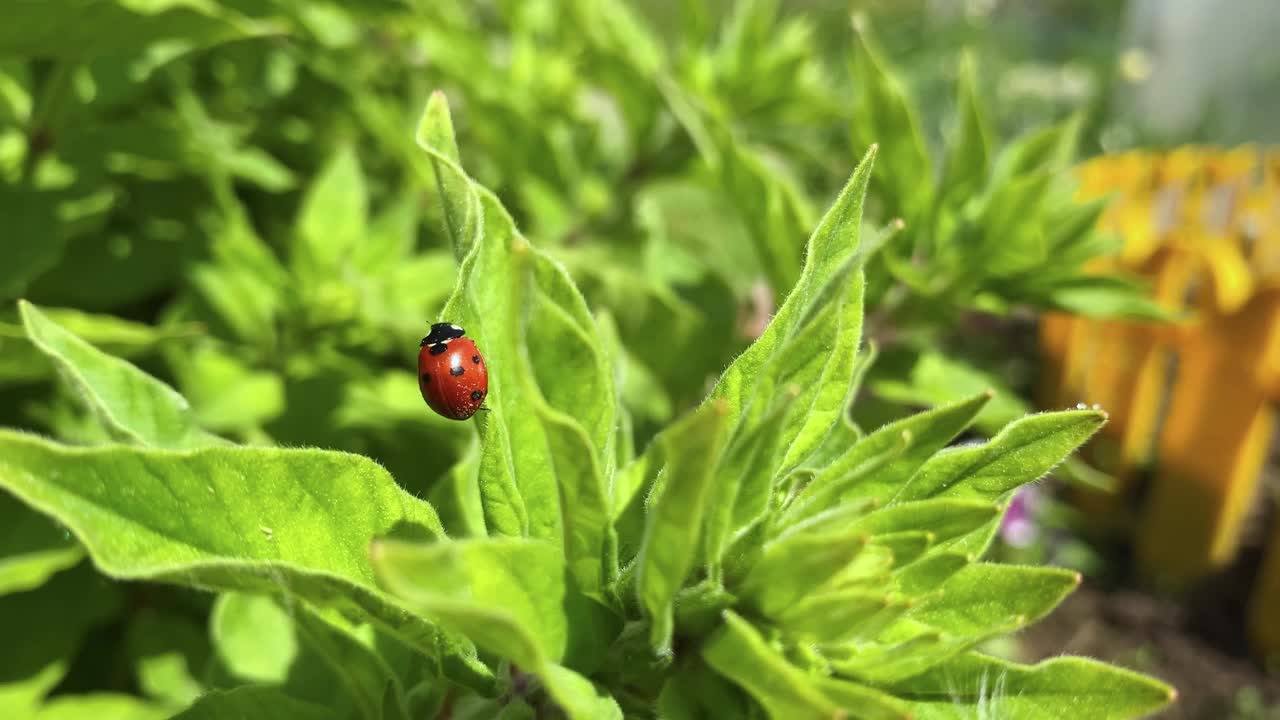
[1020,576,1280,719]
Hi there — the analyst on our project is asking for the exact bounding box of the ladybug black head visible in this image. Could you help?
[421,322,466,347]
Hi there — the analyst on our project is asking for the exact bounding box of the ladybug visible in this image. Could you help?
[418,322,489,420]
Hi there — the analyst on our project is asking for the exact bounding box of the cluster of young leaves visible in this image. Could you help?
[403,1,1166,444]
[0,95,1175,719]
[0,0,494,491]
[828,16,1169,441]
[0,0,1162,455]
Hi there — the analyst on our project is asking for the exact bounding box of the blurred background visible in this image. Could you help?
[2,0,1279,718]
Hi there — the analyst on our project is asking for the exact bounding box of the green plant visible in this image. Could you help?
[0,94,1174,719]
[1,0,1163,454]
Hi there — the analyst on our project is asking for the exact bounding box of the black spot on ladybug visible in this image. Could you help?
[428,343,448,356]
[472,355,481,364]
[471,390,484,401]
[450,366,465,377]
[421,373,430,384]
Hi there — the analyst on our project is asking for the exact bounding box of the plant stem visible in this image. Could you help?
[22,60,76,185]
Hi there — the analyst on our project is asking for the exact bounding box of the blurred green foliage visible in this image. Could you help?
[1,0,1150,455]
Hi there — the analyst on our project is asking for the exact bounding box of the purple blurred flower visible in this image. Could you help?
[1000,484,1043,548]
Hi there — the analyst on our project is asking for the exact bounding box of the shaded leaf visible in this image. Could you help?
[169,686,335,720]
[703,610,842,719]
[34,693,169,720]
[637,400,730,650]
[0,0,273,59]
[370,537,566,670]
[937,50,991,210]
[211,592,297,684]
[0,492,82,597]
[19,300,225,449]
[0,564,120,717]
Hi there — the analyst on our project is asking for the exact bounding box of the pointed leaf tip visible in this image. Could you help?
[417,91,460,163]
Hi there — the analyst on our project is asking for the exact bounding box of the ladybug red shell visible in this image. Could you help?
[418,322,489,420]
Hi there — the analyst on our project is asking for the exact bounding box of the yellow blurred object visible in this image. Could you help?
[1137,286,1280,588]
[1042,148,1280,657]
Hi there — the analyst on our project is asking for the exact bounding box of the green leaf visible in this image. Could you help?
[812,677,912,720]
[849,14,931,220]
[419,94,616,596]
[0,0,273,59]
[415,91,477,259]
[845,499,1002,544]
[0,564,121,717]
[125,608,208,707]
[703,611,843,720]
[737,527,869,618]
[937,50,991,210]
[0,431,492,690]
[373,526,604,719]
[703,390,799,575]
[894,552,972,597]
[540,664,624,720]
[19,300,226,450]
[910,564,1079,634]
[34,694,169,720]
[0,187,111,301]
[673,579,737,636]
[832,565,1079,683]
[425,440,486,539]
[784,392,992,523]
[289,604,408,720]
[1042,274,1173,321]
[966,171,1053,277]
[802,346,876,471]
[686,93,814,297]
[637,400,731,650]
[211,593,298,684]
[707,144,877,447]
[169,686,335,720]
[873,530,935,568]
[895,410,1106,503]
[774,589,907,643]
[189,219,286,349]
[990,117,1081,184]
[294,145,367,280]
[0,306,193,386]
[759,251,867,479]
[0,492,82,596]
[871,353,1027,435]
[169,344,284,433]
[885,652,1176,720]
[370,537,566,670]
[659,659,752,720]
